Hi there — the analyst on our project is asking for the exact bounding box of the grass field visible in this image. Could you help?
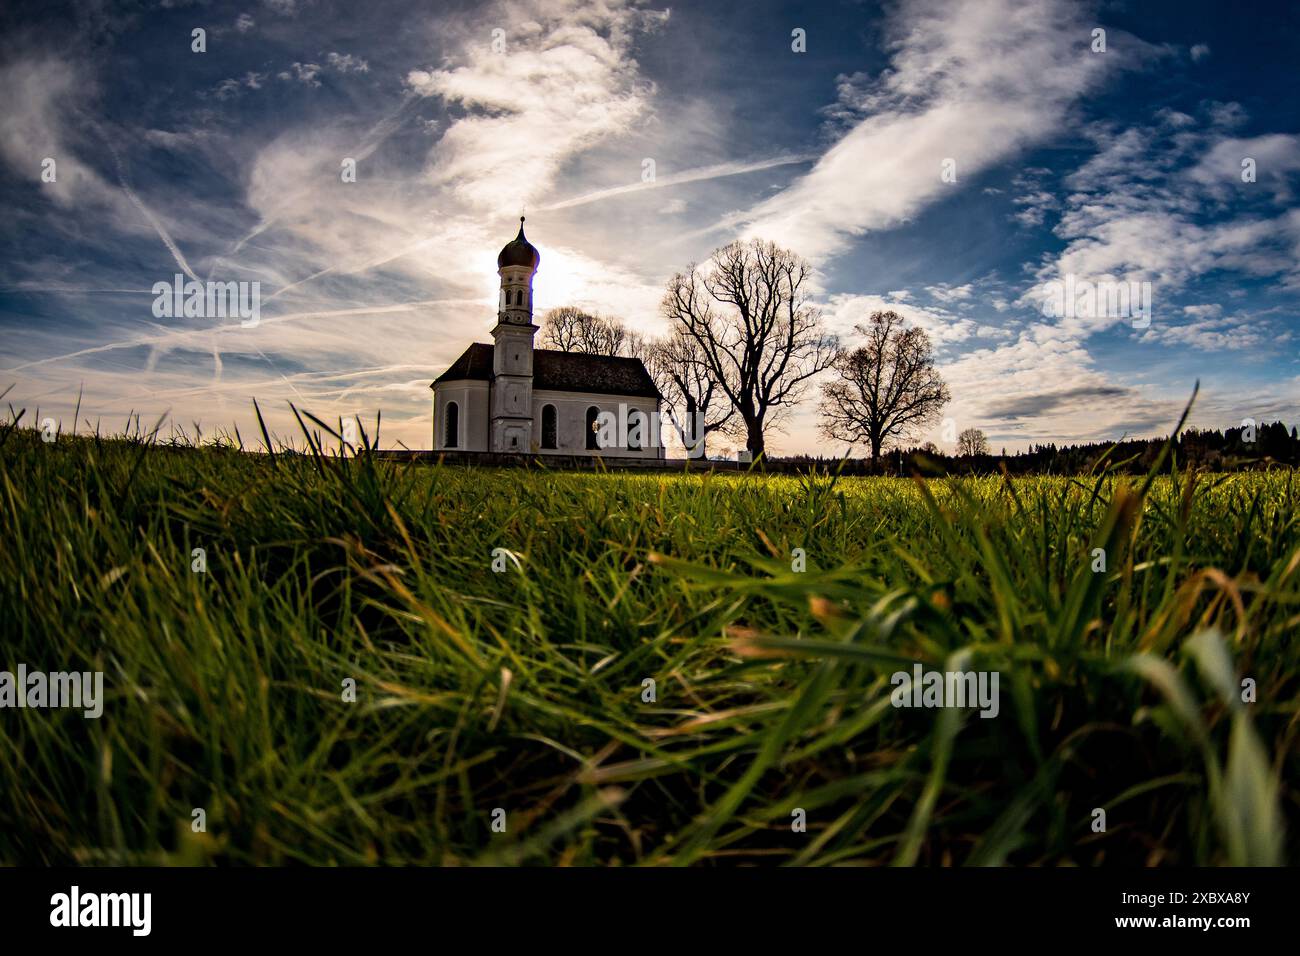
[1,417,1297,866]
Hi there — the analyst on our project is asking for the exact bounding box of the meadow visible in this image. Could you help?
[1,416,1296,866]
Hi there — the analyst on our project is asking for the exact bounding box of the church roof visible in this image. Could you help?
[435,342,497,382]
[432,343,660,399]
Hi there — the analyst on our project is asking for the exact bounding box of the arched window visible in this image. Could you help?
[541,404,557,449]
[444,401,459,449]
[627,409,643,451]
[513,289,523,306]
[586,406,600,450]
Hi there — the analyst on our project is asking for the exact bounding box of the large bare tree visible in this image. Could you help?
[819,310,950,466]
[647,331,735,458]
[662,239,837,458]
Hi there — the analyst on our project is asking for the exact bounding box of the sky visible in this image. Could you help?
[0,0,1297,455]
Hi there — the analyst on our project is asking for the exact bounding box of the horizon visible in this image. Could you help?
[10,388,1293,463]
[1,0,1297,454]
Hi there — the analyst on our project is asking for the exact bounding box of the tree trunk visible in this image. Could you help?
[683,393,704,459]
[746,418,765,459]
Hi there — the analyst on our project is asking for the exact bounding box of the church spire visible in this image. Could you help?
[490,220,541,452]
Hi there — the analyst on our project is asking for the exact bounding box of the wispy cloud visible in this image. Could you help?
[736,0,1143,259]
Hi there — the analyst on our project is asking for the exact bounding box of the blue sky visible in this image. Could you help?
[1,0,1296,453]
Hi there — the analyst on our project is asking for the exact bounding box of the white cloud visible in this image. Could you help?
[0,56,113,207]
[271,53,371,88]
[1024,111,1300,325]
[406,1,666,211]
[326,52,369,74]
[926,282,973,303]
[824,293,978,347]
[214,72,268,98]
[0,53,198,273]
[736,0,1147,260]
[1140,312,1286,352]
[279,62,322,87]
[1188,133,1300,202]
[945,104,1300,449]
[1009,167,1059,226]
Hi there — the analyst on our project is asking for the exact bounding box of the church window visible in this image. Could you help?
[542,404,557,449]
[444,401,459,448]
[628,410,643,451]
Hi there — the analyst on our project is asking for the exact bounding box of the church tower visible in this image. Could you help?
[490,217,540,452]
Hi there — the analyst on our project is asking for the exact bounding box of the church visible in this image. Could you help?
[430,219,664,459]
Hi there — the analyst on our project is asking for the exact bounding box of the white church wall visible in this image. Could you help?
[532,389,664,459]
[433,381,489,452]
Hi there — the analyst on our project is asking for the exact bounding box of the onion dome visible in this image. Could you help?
[497,217,540,270]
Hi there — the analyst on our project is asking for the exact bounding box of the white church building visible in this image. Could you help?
[430,219,664,459]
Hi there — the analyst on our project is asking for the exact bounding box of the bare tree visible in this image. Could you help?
[540,307,628,356]
[819,310,950,466]
[662,239,837,458]
[539,306,588,351]
[620,328,653,364]
[957,427,989,457]
[648,331,735,458]
[539,307,657,364]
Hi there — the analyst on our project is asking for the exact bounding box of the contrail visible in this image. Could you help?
[1,299,472,373]
[535,154,816,212]
[213,92,422,282]
[127,364,437,402]
[110,146,200,282]
[266,233,443,302]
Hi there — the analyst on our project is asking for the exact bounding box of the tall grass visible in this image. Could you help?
[0,415,1296,865]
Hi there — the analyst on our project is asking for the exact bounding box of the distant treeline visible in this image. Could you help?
[771,421,1300,475]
